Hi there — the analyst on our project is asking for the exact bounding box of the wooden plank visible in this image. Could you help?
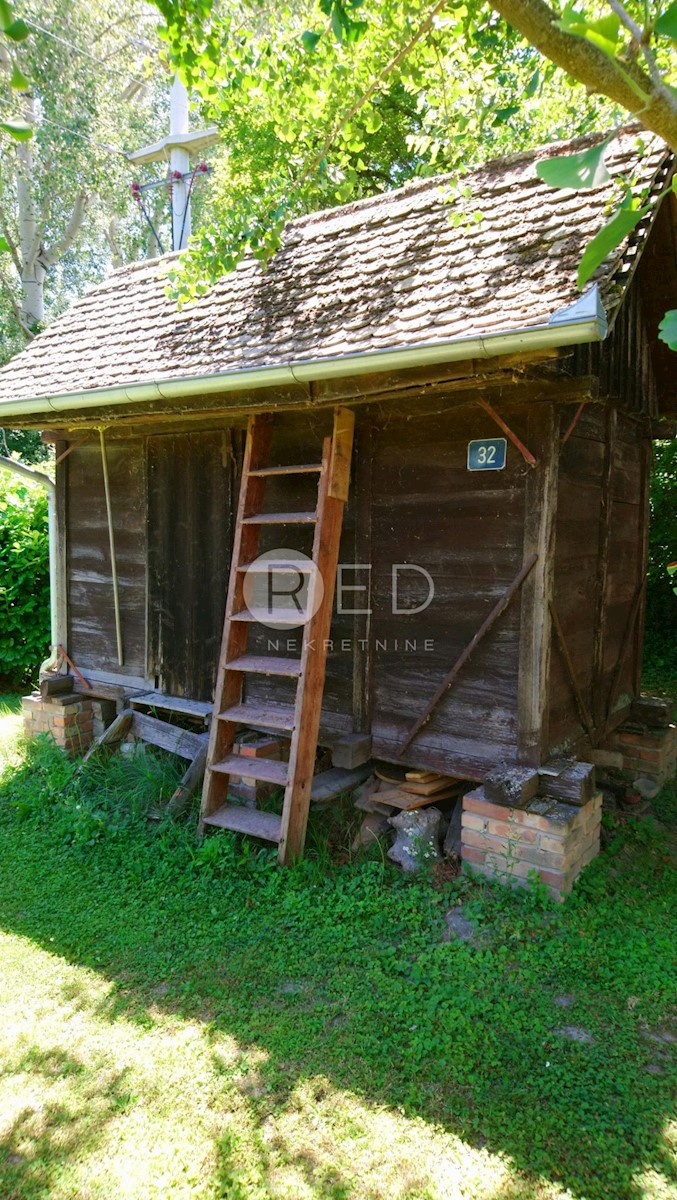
[248,463,321,477]
[166,743,209,818]
[352,413,373,735]
[399,553,538,755]
[130,692,213,721]
[633,437,651,694]
[202,805,282,842]
[372,784,463,810]
[131,712,207,760]
[604,580,645,729]
[212,753,287,786]
[538,761,596,805]
[483,763,540,806]
[226,654,302,677]
[80,709,133,766]
[242,511,317,525]
[517,405,559,765]
[328,407,355,501]
[591,407,617,729]
[218,700,295,730]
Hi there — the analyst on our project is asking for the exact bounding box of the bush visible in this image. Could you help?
[0,471,50,687]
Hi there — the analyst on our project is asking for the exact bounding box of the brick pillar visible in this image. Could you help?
[461,786,602,901]
[603,722,677,790]
[22,691,94,754]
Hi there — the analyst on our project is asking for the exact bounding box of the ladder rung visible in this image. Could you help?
[202,804,282,843]
[248,464,322,477]
[230,609,308,625]
[226,654,303,677]
[242,512,317,525]
[237,560,314,575]
[218,701,295,731]
[211,753,288,786]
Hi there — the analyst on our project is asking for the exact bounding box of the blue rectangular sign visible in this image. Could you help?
[467,437,507,471]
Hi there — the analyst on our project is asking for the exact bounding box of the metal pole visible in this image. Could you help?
[99,429,124,666]
[170,75,191,250]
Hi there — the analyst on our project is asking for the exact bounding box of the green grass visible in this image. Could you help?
[0,730,675,1200]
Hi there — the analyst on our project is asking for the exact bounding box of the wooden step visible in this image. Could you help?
[237,560,314,575]
[248,464,322,477]
[242,512,317,525]
[218,701,296,731]
[211,753,288,785]
[230,609,308,625]
[226,654,303,677]
[202,804,282,842]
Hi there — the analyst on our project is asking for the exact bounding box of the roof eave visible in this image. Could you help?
[0,286,608,421]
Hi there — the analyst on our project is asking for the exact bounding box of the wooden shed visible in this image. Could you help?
[2,127,676,881]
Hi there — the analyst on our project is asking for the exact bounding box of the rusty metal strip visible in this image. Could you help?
[549,601,596,744]
[398,553,538,755]
[476,396,538,468]
[54,436,91,466]
[57,644,92,690]
[560,402,587,448]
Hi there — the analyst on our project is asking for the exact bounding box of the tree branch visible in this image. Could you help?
[43,191,89,267]
[489,0,677,150]
[606,0,677,110]
[0,265,34,340]
[0,204,20,274]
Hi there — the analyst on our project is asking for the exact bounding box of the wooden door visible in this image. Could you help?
[147,429,238,700]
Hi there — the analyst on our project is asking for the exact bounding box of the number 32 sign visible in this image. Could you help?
[467,437,507,471]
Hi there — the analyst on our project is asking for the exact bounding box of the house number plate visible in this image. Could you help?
[467,437,507,471]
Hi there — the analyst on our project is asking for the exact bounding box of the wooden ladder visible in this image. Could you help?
[199,407,355,864]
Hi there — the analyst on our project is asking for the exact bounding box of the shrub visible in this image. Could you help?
[0,471,50,687]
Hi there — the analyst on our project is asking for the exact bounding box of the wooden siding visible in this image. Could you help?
[66,437,147,680]
[366,402,530,780]
[548,406,647,753]
[147,430,236,701]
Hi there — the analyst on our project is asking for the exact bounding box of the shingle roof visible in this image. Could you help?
[0,127,671,407]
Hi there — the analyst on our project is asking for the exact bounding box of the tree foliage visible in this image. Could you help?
[0,470,49,685]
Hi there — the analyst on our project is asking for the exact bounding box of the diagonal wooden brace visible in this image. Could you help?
[477,396,538,468]
[398,553,538,755]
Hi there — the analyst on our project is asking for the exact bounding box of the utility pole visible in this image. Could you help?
[127,76,218,252]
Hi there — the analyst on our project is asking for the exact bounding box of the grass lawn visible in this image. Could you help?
[0,723,675,1199]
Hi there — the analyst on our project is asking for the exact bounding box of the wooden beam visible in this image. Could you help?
[352,414,373,735]
[591,407,617,729]
[604,580,645,730]
[516,405,559,766]
[398,552,538,756]
[633,438,652,695]
[80,709,134,766]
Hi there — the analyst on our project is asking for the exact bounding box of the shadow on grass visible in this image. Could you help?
[0,1044,128,1199]
[0,744,675,1199]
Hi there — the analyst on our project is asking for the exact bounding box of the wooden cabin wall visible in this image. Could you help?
[548,405,649,755]
[570,272,658,417]
[65,437,148,685]
[364,400,535,780]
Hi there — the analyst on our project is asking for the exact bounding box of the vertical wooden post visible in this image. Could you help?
[591,407,617,729]
[516,405,559,766]
[54,439,69,669]
[352,415,373,734]
[632,436,652,696]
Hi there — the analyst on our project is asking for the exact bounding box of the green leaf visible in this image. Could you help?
[301,30,321,51]
[9,61,28,89]
[555,6,619,55]
[525,68,540,97]
[658,309,677,350]
[577,202,649,289]
[0,0,13,31]
[537,140,611,190]
[4,16,30,40]
[0,119,32,140]
[0,234,9,252]
[364,107,383,134]
[655,1,677,37]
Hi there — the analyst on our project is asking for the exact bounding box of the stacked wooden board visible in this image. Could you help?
[355,764,466,814]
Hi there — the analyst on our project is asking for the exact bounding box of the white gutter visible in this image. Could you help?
[0,287,608,421]
[0,456,64,676]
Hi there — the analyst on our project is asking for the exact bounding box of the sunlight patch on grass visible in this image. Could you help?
[0,929,568,1200]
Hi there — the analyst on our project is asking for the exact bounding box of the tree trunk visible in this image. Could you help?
[15,94,45,330]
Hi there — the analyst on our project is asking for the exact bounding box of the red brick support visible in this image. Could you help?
[602,722,677,789]
[22,691,95,755]
[461,786,602,900]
